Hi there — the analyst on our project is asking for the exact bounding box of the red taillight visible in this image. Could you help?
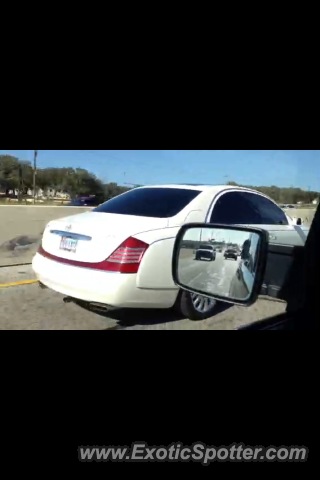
[104,237,149,273]
[37,237,149,274]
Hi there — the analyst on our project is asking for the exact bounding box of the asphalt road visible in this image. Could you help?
[0,265,287,330]
[178,251,240,298]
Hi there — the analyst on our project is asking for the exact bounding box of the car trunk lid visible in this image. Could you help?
[41,212,169,263]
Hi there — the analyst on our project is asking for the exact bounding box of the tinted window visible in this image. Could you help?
[199,245,213,250]
[94,188,201,218]
[210,192,289,225]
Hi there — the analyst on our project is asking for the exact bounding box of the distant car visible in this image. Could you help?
[195,244,216,261]
[224,248,238,261]
[70,197,101,207]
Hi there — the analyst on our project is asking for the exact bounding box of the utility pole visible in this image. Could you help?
[18,164,22,203]
[33,150,38,204]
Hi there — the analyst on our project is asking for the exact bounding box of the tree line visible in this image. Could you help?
[1,155,318,204]
[0,155,130,202]
[227,181,318,204]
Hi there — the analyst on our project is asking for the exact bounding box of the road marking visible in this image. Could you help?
[0,263,32,269]
[0,280,38,288]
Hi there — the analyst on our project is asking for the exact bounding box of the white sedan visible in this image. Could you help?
[32,184,309,320]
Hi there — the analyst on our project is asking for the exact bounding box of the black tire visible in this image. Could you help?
[173,290,218,321]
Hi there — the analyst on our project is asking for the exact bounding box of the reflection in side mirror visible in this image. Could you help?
[172,224,268,307]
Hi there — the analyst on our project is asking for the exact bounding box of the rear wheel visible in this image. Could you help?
[174,290,217,321]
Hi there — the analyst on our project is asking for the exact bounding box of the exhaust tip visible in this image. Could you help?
[62,297,112,312]
[89,302,109,312]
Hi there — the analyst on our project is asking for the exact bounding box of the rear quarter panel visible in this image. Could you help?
[134,203,210,290]
[135,227,181,289]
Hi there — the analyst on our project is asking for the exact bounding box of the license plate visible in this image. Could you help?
[60,237,78,253]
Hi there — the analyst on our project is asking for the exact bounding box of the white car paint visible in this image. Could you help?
[32,184,310,311]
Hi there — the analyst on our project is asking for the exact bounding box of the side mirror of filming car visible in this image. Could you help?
[172,224,269,307]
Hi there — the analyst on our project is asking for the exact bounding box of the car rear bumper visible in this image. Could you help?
[32,253,178,309]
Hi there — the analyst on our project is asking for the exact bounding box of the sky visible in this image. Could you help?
[184,227,250,244]
[1,150,320,191]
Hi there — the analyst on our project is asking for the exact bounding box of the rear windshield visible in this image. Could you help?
[199,245,213,250]
[94,188,201,218]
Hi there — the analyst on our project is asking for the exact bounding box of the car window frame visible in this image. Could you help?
[205,188,288,226]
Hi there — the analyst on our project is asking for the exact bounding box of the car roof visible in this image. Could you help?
[133,184,279,206]
[138,184,263,194]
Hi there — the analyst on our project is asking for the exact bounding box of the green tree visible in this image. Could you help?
[0,155,21,193]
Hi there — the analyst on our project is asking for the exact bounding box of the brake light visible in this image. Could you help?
[104,237,149,273]
[37,237,149,274]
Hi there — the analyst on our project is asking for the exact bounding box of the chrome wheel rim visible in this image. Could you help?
[191,294,217,313]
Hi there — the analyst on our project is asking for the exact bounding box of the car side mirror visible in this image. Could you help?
[172,224,269,307]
